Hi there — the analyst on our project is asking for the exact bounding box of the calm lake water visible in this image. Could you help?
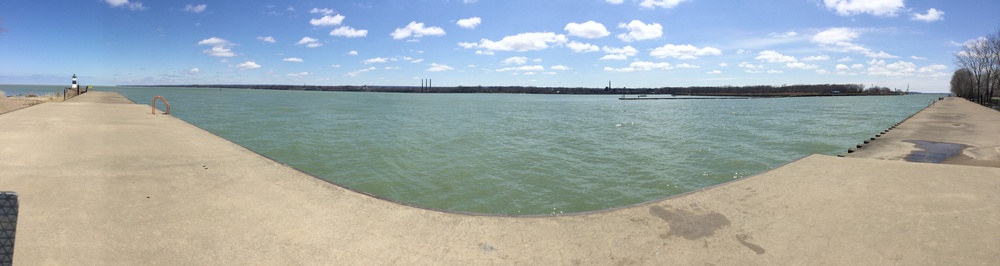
[3,84,944,214]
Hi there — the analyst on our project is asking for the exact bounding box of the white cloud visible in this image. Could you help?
[911,8,944,22]
[604,61,672,72]
[567,41,600,53]
[392,21,446,40]
[837,57,853,62]
[601,45,638,60]
[257,36,276,43]
[310,15,345,26]
[675,63,699,69]
[767,70,783,74]
[330,26,368,38]
[917,64,948,78]
[283,57,303,62]
[836,64,850,71]
[286,72,310,77]
[463,32,568,52]
[496,65,545,72]
[551,65,571,70]
[769,31,798,38]
[363,57,388,64]
[910,55,927,60]
[823,0,904,16]
[428,63,454,72]
[310,8,334,15]
[183,4,206,13]
[502,56,529,65]
[296,37,322,47]
[738,61,764,69]
[851,64,864,69]
[737,49,752,54]
[639,0,687,9]
[410,58,424,63]
[345,67,376,77]
[786,62,819,70]
[565,21,610,39]
[802,55,830,61]
[348,50,358,55]
[866,59,915,77]
[236,61,261,70]
[617,20,663,42]
[707,70,722,74]
[718,63,728,67]
[607,0,624,4]
[187,68,200,74]
[197,37,235,57]
[457,17,482,29]
[811,27,859,44]
[105,0,146,10]
[650,44,722,59]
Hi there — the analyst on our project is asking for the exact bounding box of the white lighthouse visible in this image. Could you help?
[71,74,78,90]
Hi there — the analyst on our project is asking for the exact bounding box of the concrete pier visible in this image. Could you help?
[2,92,999,264]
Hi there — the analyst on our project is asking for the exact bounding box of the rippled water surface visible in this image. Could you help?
[76,86,941,214]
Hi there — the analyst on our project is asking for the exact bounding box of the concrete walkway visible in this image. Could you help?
[2,92,999,265]
[847,97,1000,167]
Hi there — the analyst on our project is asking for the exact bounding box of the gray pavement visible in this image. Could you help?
[2,92,999,264]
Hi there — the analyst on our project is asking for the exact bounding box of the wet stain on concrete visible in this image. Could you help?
[903,140,967,163]
[649,205,730,240]
[736,234,766,255]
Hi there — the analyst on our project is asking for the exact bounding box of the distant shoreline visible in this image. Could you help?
[124,84,915,97]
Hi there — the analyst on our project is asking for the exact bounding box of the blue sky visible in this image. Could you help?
[1,0,997,92]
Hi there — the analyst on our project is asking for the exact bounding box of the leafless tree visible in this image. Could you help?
[954,27,1000,105]
[950,68,974,98]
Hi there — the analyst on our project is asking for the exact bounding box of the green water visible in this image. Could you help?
[61,86,947,214]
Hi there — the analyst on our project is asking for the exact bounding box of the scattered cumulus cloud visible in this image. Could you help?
[496,65,544,72]
[187,68,199,75]
[502,56,529,65]
[866,59,915,76]
[283,57,303,62]
[105,0,146,11]
[310,7,334,15]
[183,4,206,13]
[197,37,235,57]
[551,65,571,70]
[910,55,927,60]
[811,27,859,44]
[347,50,359,55]
[911,8,944,22]
[567,41,600,53]
[296,37,322,48]
[286,72,310,77]
[345,67,375,77]
[675,63,700,69]
[428,63,454,72]
[802,55,830,61]
[755,50,797,63]
[457,17,482,29]
[565,21,610,39]
[257,36,276,43]
[310,15,345,26]
[600,45,638,60]
[330,26,368,38]
[392,21,446,40]
[604,61,672,72]
[823,0,904,16]
[769,31,798,38]
[617,20,662,42]
[363,57,388,64]
[707,70,722,74]
[236,61,261,70]
[649,44,722,60]
[639,0,688,9]
[606,0,624,4]
[461,32,568,52]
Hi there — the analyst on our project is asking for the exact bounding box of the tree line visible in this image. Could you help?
[951,27,1000,106]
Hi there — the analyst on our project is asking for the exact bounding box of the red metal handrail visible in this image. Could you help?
[152,96,170,115]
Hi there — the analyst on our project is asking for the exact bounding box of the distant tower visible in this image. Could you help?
[71,74,78,90]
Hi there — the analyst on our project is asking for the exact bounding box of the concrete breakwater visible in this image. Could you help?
[1,92,999,264]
